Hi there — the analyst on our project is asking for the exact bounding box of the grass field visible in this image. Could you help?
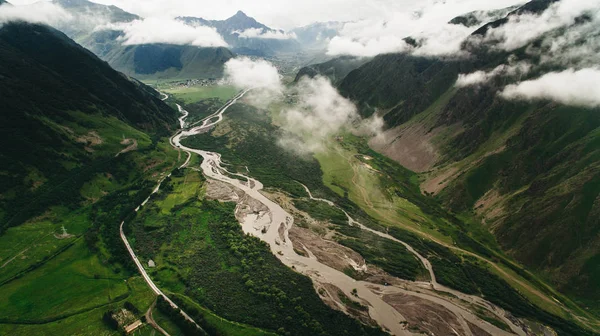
[164,85,238,104]
[0,240,155,324]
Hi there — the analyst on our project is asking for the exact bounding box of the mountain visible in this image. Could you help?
[179,11,301,56]
[448,5,519,28]
[291,21,344,50]
[100,43,234,80]
[294,55,371,84]
[53,0,234,79]
[316,0,600,315]
[0,21,176,233]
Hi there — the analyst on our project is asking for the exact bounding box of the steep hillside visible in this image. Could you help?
[329,0,600,315]
[102,43,234,80]
[294,56,371,84]
[51,0,234,79]
[0,22,176,233]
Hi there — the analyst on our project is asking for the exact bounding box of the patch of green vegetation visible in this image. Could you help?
[0,240,127,322]
[293,199,348,225]
[171,294,277,336]
[336,226,427,281]
[129,168,386,336]
[337,292,368,312]
[474,310,511,332]
[164,85,237,104]
[0,240,153,325]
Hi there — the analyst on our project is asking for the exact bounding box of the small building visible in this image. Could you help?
[148,259,156,268]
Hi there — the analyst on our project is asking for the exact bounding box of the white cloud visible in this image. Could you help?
[456,60,531,87]
[220,57,373,153]
[0,2,72,27]
[96,18,227,47]
[327,33,411,57]
[326,0,522,58]
[500,68,600,108]
[223,57,283,92]
[222,57,284,108]
[482,0,600,51]
[236,27,296,40]
[47,0,418,30]
[536,12,600,68]
[279,76,359,153]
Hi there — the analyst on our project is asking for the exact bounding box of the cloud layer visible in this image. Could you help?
[222,57,372,153]
[456,60,531,87]
[280,76,359,153]
[98,18,227,47]
[481,0,600,52]
[500,68,600,108]
[326,0,521,57]
[236,28,296,40]
[0,2,72,26]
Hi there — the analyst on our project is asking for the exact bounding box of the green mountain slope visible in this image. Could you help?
[325,0,600,318]
[101,43,234,80]
[294,56,371,84]
[0,22,176,232]
[52,0,234,79]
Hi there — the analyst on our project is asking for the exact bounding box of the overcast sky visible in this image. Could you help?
[7,0,488,30]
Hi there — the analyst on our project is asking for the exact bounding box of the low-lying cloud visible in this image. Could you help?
[280,76,359,153]
[97,18,227,47]
[222,57,376,154]
[456,60,531,87]
[326,0,521,58]
[223,57,283,108]
[481,0,600,52]
[236,28,296,40]
[500,68,600,108]
[0,2,72,27]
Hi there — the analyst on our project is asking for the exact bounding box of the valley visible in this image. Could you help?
[0,0,599,335]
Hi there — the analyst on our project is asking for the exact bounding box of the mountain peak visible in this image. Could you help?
[234,10,248,18]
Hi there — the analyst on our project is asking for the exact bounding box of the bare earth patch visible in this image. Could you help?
[369,123,442,172]
[383,292,466,336]
[468,321,492,336]
[288,226,368,274]
[474,189,507,226]
[116,138,138,157]
[421,166,459,195]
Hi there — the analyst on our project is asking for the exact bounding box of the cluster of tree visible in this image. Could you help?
[101,311,119,331]
[156,296,206,336]
[87,180,155,273]
[179,200,386,336]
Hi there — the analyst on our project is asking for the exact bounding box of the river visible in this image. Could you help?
[169,93,526,336]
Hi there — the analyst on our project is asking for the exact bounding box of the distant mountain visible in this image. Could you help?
[52,0,234,79]
[294,55,370,84]
[291,21,344,50]
[0,22,176,232]
[306,0,600,316]
[179,11,301,56]
[448,5,519,27]
[104,44,234,80]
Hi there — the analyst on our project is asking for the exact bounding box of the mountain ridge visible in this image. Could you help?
[301,0,600,317]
